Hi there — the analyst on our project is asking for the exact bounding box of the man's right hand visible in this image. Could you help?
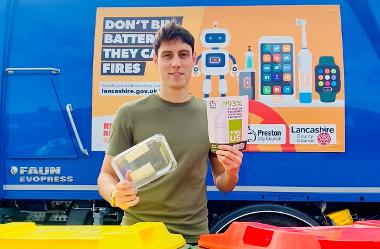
[114,172,139,210]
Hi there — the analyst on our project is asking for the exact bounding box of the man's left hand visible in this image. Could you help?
[215,144,243,182]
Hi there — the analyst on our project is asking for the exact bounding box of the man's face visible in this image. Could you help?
[153,39,196,91]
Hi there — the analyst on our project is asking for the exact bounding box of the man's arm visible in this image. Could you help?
[97,154,139,210]
[209,145,243,192]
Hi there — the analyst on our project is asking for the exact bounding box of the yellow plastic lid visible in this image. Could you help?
[327,209,354,226]
[0,222,185,249]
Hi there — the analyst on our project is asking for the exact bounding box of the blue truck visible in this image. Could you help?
[1,0,380,232]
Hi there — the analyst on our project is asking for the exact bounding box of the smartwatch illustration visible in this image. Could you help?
[315,56,341,102]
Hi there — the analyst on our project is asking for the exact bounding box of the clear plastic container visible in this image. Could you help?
[111,134,177,188]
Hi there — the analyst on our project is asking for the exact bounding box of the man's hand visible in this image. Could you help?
[114,172,139,210]
[215,144,243,183]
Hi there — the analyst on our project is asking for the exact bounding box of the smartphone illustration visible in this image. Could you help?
[258,36,295,103]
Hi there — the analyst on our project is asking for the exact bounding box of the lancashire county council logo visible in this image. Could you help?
[317,132,332,145]
[10,166,18,175]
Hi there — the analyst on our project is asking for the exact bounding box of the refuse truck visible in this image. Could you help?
[1,0,380,233]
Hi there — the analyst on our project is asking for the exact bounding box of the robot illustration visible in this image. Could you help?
[193,22,238,98]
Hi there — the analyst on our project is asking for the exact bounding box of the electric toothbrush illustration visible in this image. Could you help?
[239,46,255,99]
[296,18,313,103]
[245,45,254,69]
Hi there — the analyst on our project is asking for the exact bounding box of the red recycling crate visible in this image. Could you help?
[199,221,380,249]
[355,220,380,227]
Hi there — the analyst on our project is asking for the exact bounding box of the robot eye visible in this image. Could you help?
[205,33,226,43]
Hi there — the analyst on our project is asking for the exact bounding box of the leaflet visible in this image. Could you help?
[207,96,248,153]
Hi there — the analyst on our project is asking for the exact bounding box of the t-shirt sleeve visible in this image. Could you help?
[106,104,133,156]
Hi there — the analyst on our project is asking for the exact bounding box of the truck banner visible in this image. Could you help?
[92,6,345,152]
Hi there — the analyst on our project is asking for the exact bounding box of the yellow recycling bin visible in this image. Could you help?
[0,222,186,249]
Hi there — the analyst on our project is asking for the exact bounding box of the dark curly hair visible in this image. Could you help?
[153,20,195,54]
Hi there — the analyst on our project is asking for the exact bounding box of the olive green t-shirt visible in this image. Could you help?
[107,94,210,243]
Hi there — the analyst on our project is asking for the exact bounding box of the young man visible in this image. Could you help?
[97,21,243,244]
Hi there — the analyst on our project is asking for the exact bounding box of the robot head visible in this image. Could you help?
[200,22,230,48]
